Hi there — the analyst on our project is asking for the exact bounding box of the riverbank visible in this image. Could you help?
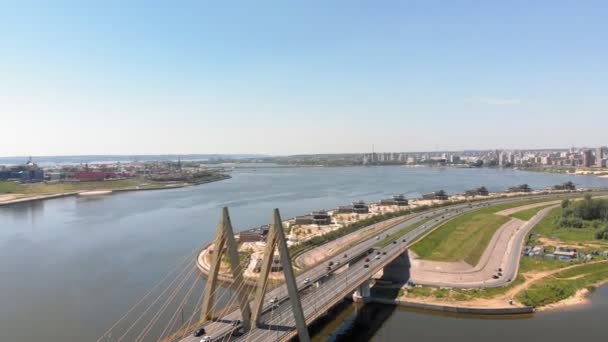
[367,296,535,314]
[0,174,231,206]
[378,194,608,313]
[521,166,608,177]
[197,191,596,286]
[394,259,608,314]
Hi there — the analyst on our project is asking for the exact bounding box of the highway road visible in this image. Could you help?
[178,191,603,342]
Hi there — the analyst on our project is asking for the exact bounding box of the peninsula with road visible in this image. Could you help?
[160,182,608,342]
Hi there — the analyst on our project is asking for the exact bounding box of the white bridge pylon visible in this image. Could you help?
[200,207,252,331]
[253,208,310,342]
[251,209,310,342]
[200,207,310,341]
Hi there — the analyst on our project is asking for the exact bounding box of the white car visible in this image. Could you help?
[201,336,212,342]
[303,278,310,284]
[374,255,380,260]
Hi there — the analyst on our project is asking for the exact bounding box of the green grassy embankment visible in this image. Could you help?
[517,261,608,307]
[0,179,143,195]
[405,275,526,301]
[509,204,557,221]
[530,207,608,244]
[411,199,564,266]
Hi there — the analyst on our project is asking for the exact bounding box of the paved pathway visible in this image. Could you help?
[409,205,559,288]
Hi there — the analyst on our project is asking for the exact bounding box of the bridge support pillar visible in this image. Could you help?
[380,249,411,284]
[200,207,252,331]
[251,209,311,342]
[353,279,371,302]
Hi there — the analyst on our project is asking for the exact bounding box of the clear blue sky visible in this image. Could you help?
[1,0,607,156]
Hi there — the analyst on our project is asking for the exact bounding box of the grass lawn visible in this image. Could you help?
[517,261,608,307]
[519,257,581,273]
[406,275,525,301]
[453,274,525,299]
[531,207,608,244]
[0,179,143,195]
[411,198,568,266]
[509,204,557,221]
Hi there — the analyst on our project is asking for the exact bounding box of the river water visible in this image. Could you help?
[1,166,608,341]
[313,285,608,341]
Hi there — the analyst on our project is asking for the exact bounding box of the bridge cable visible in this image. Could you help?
[134,265,199,342]
[157,271,202,341]
[219,280,259,342]
[97,246,200,342]
[117,259,196,342]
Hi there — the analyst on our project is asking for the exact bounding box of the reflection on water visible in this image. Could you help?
[1,167,608,341]
[315,286,608,342]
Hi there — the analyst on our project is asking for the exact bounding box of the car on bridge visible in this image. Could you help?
[193,328,206,337]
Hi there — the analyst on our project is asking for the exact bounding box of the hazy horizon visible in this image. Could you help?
[3,1,607,156]
[0,146,595,161]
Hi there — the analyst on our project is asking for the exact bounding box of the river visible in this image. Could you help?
[1,166,607,341]
[313,285,608,341]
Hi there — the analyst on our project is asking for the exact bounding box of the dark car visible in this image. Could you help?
[344,253,348,258]
[493,274,499,279]
[377,251,381,255]
[327,266,332,271]
[194,328,206,337]
[328,261,334,266]
[498,267,503,272]
[364,264,369,268]
[382,251,387,255]
[392,240,397,244]
[402,238,407,242]
[365,258,370,262]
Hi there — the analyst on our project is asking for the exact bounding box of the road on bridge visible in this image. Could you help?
[178,192,599,342]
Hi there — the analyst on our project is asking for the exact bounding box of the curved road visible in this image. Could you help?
[178,191,604,342]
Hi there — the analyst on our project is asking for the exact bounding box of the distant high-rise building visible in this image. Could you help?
[583,149,594,167]
[596,147,604,167]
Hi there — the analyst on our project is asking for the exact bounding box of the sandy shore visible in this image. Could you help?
[536,288,591,312]
[0,192,80,206]
[79,190,113,196]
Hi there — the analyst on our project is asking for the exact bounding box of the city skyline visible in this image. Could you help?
[2,1,608,156]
